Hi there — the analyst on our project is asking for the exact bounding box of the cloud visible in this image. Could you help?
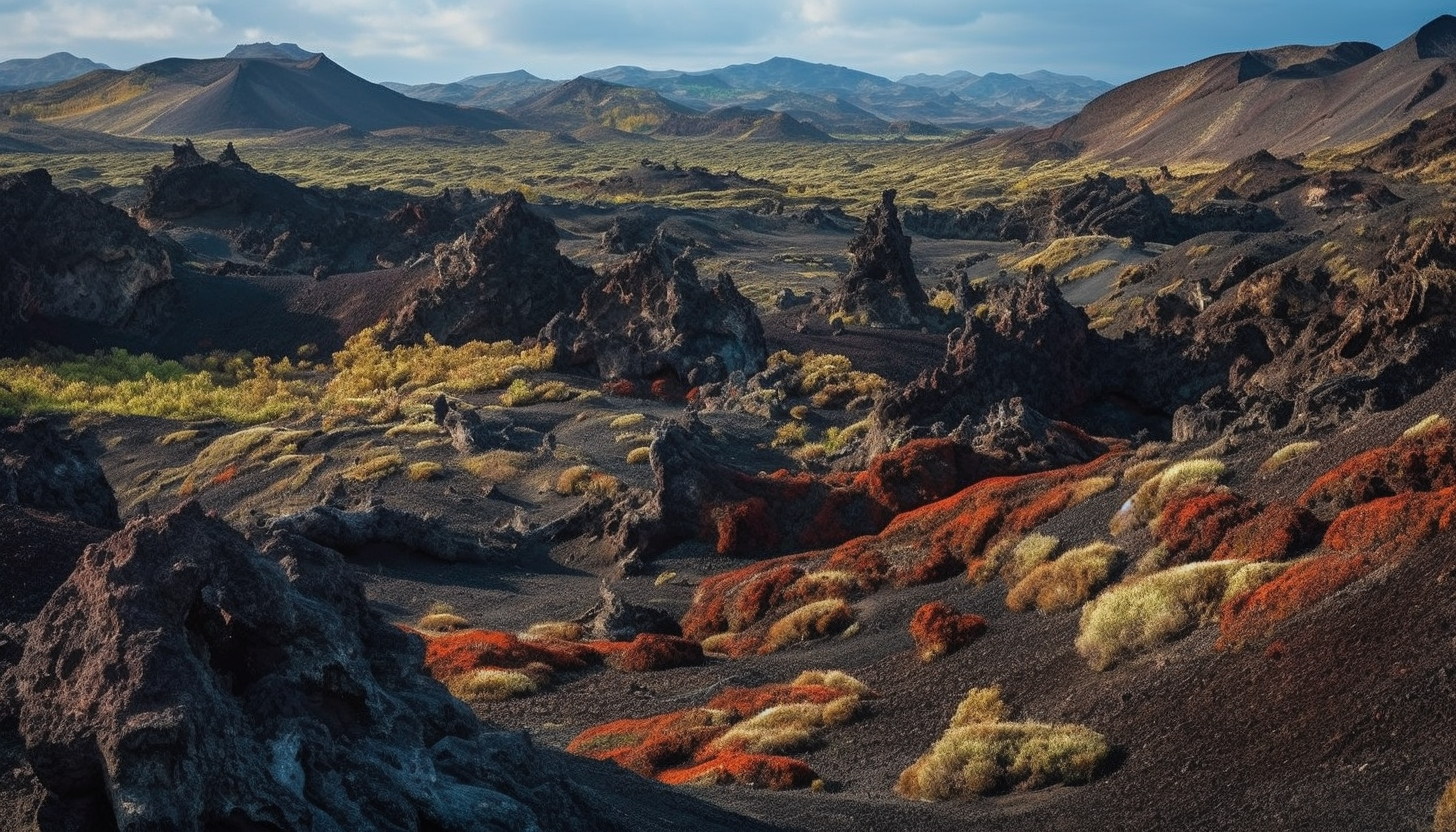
[3,0,222,44]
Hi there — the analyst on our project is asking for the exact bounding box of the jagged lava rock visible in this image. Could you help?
[389,191,594,344]
[9,502,769,832]
[872,275,1097,451]
[826,189,932,327]
[0,417,118,529]
[0,169,171,353]
[543,235,766,386]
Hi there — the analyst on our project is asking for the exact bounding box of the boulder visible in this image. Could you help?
[0,417,119,530]
[543,235,766,387]
[388,191,595,345]
[578,582,681,642]
[5,502,775,831]
[267,503,514,563]
[0,169,171,353]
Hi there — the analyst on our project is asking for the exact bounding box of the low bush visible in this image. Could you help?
[600,633,705,672]
[1152,488,1261,564]
[951,686,1011,727]
[997,533,1061,586]
[1076,561,1243,670]
[1007,542,1121,614]
[1260,440,1321,472]
[445,669,539,702]
[760,599,856,653]
[1111,459,1225,536]
[342,447,404,484]
[1217,553,1370,649]
[407,461,443,482]
[909,601,988,661]
[626,446,651,464]
[1210,503,1323,562]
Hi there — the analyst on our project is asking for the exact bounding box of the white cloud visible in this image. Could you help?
[4,0,222,44]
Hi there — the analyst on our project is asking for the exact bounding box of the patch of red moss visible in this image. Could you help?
[1211,503,1324,562]
[208,463,239,487]
[567,710,729,777]
[1298,423,1456,518]
[857,438,969,515]
[603,378,638,397]
[706,683,855,719]
[659,753,818,790]
[1154,488,1262,564]
[1321,485,1456,558]
[596,633,705,672]
[1218,552,1373,649]
[422,629,594,682]
[908,601,988,661]
[680,556,816,641]
[711,497,781,556]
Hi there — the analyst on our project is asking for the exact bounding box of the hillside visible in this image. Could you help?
[1014,15,1456,162]
[0,53,517,137]
[0,52,109,92]
[506,76,698,133]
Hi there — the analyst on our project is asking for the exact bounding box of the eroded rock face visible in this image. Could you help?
[543,236,766,386]
[0,169,171,353]
[388,191,595,345]
[268,503,516,563]
[8,503,765,832]
[872,275,1098,452]
[826,189,932,328]
[0,418,118,530]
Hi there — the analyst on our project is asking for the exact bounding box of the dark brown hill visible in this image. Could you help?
[1009,16,1456,163]
[507,76,698,133]
[655,106,835,142]
[0,54,517,137]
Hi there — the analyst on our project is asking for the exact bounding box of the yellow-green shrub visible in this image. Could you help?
[1075,560,1243,670]
[1006,542,1121,614]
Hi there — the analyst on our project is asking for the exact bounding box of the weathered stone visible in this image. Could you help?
[0,417,118,529]
[826,189,932,328]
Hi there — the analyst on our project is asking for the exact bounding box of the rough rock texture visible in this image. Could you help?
[268,503,515,563]
[0,418,119,529]
[388,191,595,345]
[825,189,932,328]
[577,583,682,641]
[443,408,544,454]
[5,503,775,832]
[0,168,171,353]
[871,275,1098,452]
[136,141,489,276]
[0,505,108,627]
[1019,173,1181,244]
[543,236,767,386]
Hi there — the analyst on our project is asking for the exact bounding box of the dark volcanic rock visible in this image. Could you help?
[268,503,515,563]
[578,582,682,641]
[6,502,772,832]
[826,189,933,327]
[442,408,543,454]
[1025,173,1179,244]
[388,191,595,345]
[0,505,108,627]
[872,275,1098,451]
[543,235,767,386]
[0,169,171,353]
[0,417,118,529]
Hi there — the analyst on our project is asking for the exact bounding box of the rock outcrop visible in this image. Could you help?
[871,275,1099,451]
[543,236,767,387]
[0,169,171,353]
[388,191,595,345]
[268,503,515,563]
[825,189,933,328]
[0,417,119,529]
[4,502,775,831]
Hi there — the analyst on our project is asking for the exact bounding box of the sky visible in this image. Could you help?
[0,0,1451,85]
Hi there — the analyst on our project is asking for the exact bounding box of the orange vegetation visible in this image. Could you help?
[1219,485,1456,646]
[1298,422,1456,518]
[1153,488,1261,564]
[1210,503,1323,562]
[591,633,705,672]
[423,629,594,681]
[603,378,638,397]
[568,677,873,789]
[909,601,988,661]
[208,463,239,487]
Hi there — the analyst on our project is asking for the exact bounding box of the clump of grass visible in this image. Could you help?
[998,533,1061,586]
[1063,258,1120,282]
[896,687,1111,800]
[1075,560,1244,670]
[1111,459,1226,536]
[929,289,958,314]
[1434,777,1456,832]
[555,465,620,497]
[760,599,856,653]
[791,670,874,697]
[951,686,1010,727]
[407,461,443,482]
[157,429,201,446]
[1069,475,1117,504]
[446,668,539,702]
[626,446,651,464]
[342,446,404,484]
[1006,542,1122,614]
[522,621,584,641]
[461,449,530,481]
[264,453,326,496]
[1260,441,1321,472]
[385,419,443,437]
[418,612,471,631]
[710,694,862,755]
[609,412,647,429]
[1001,235,1115,274]
[499,377,581,407]
[1403,413,1448,440]
[772,422,809,448]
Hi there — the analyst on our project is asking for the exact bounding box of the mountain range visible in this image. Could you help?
[0,52,111,92]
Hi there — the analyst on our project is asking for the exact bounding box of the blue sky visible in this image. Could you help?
[0,0,1449,84]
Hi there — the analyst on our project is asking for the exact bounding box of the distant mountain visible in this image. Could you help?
[384,70,557,110]
[224,42,320,62]
[0,52,517,137]
[1011,15,1456,163]
[505,76,698,133]
[654,106,835,142]
[0,52,110,92]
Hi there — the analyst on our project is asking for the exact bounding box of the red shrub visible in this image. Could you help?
[208,463,239,487]
[1298,423,1456,518]
[712,497,781,555]
[568,710,729,777]
[1321,485,1456,560]
[1217,552,1373,648]
[650,377,681,401]
[603,378,639,397]
[659,752,818,790]
[706,683,850,719]
[601,634,705,672]
[1211,503,1324,562]
[909,601,988,661]
[679,555,813,641]
[857,438,969,515]
[1154,488,1262,564]
[422,629,593,681]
